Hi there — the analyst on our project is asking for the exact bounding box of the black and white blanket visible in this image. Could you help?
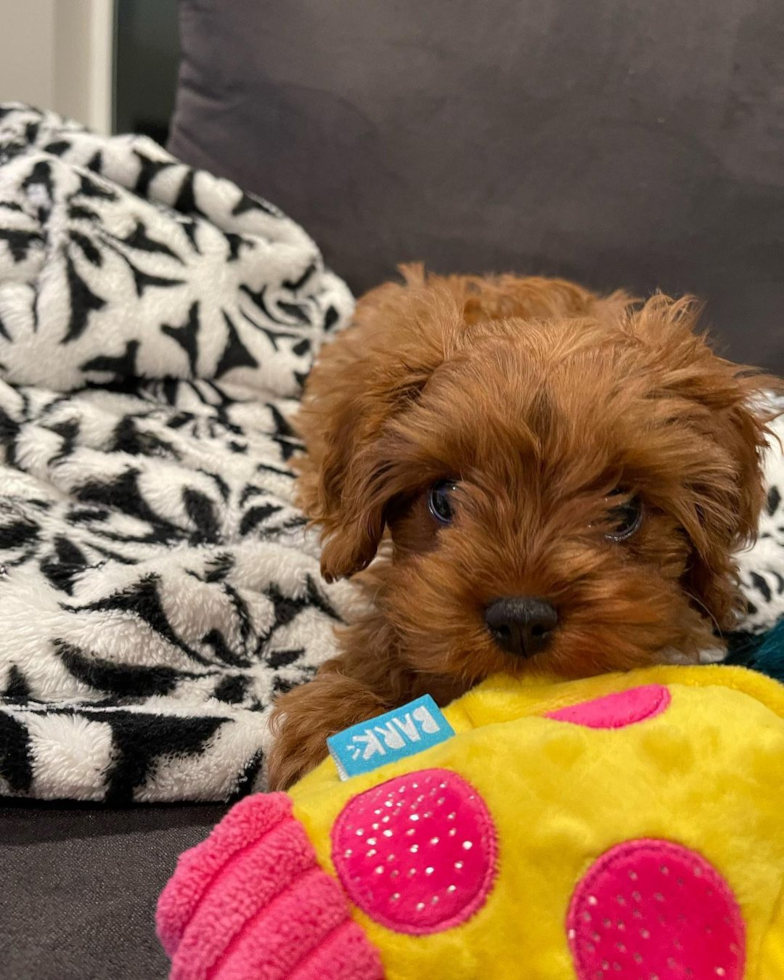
[0,105,356,802]
[0,105,783,804]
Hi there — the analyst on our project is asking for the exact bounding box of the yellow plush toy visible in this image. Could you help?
[157,665,784,980]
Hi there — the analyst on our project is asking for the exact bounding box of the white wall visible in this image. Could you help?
[0,0,114,132]
[0,0,57,110]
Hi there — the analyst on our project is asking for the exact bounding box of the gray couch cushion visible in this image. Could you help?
[169,0,784,371]
[1,802,224,980]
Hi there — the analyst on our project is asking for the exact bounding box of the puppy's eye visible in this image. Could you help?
[605,489,643,541]
[428,480,459,525]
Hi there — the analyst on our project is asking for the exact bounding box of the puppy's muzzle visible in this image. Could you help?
[485,597,558,658]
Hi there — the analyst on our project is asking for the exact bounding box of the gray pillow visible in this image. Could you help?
[169,0,784,371]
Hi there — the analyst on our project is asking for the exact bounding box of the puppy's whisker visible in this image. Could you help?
[683,590,723,639]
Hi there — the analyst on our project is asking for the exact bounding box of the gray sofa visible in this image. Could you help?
[170,0,784,371]
[3,1,783,977]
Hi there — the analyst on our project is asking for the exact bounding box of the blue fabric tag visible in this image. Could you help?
[327,695,455,780]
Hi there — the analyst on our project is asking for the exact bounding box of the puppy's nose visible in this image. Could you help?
[484,597,558,658]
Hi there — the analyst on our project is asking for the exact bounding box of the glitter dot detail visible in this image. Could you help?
[546,685,671,729]
[567,840,745,980]
[331,768,498,935]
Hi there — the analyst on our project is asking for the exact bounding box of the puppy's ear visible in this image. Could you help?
[630,296,781,629]
[296,267,460,581]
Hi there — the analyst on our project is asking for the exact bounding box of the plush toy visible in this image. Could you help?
[157,665,784,980]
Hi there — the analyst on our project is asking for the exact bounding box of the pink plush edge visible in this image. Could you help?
[157,791,384,980]
[157,793,293,958]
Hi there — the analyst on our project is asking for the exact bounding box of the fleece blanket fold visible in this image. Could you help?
[0,104,355,802]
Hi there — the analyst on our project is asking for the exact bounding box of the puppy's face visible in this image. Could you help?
[298,275,775,687]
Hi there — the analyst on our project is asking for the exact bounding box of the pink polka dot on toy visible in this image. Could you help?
[547,684,671,729]
[567,839,745,980]
[331,768,498,935]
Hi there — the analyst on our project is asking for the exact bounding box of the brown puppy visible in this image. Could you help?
[268,266,777,789]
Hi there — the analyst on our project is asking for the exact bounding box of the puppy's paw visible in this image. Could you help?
[268,675,389,790]
[698,645,728,664]
[267,712,336,791]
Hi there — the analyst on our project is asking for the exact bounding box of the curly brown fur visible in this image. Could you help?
[267,264,779,789]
